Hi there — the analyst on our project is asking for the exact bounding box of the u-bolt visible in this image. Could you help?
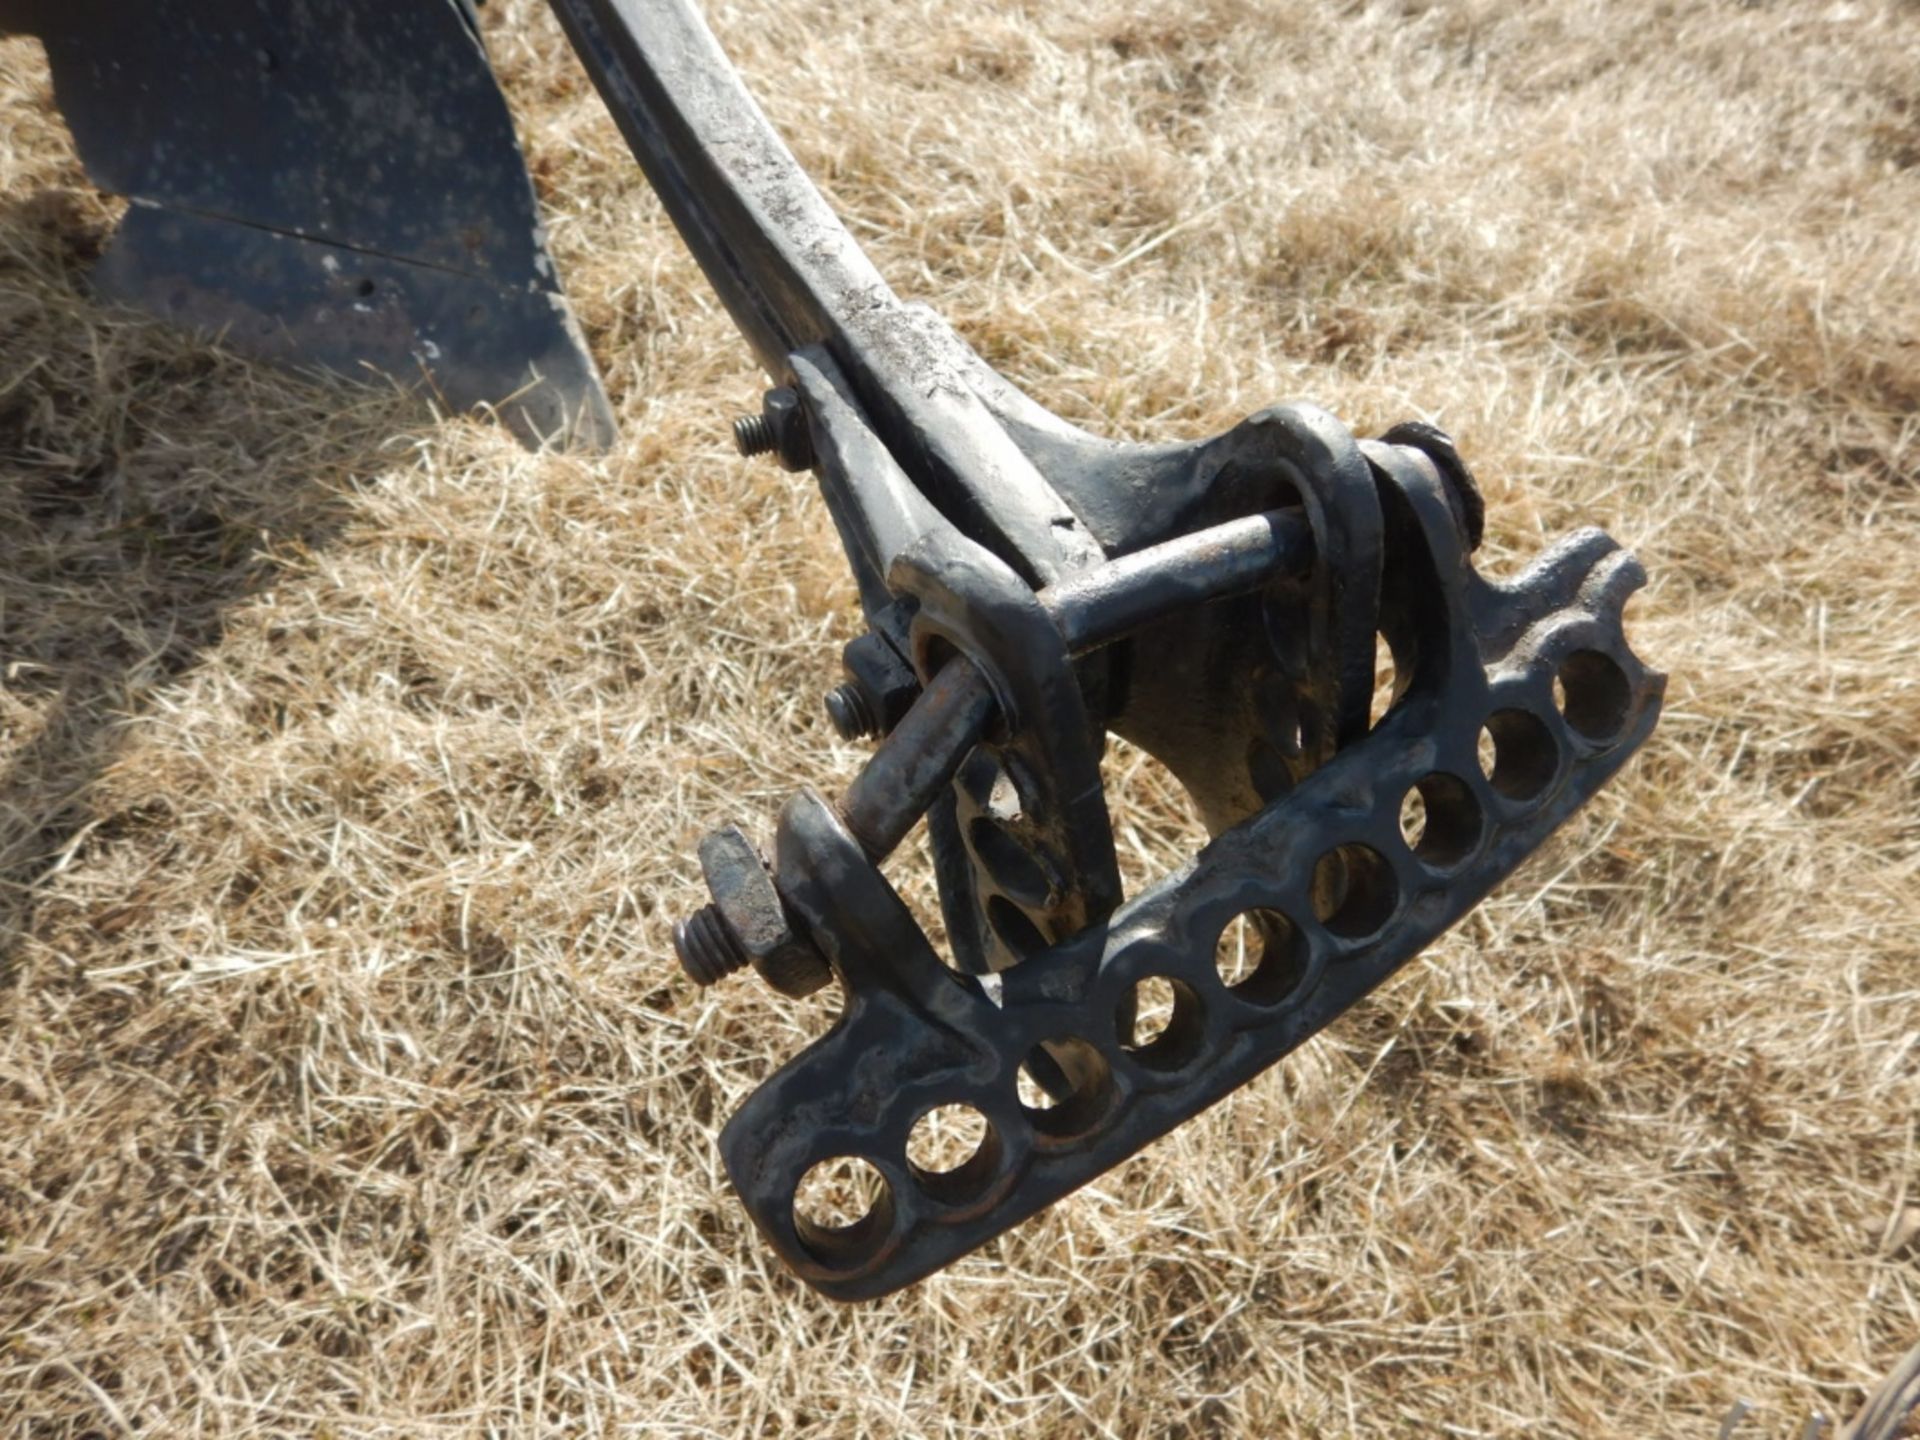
[835,508,1315,863]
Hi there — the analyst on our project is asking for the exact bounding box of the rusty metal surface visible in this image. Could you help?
[541,0,1667,1299]
[4,0,1667,1299]
[678,826,832,1000]
[4,0,614,445]
[738,437,1658,1299]
[831,509,1316,868]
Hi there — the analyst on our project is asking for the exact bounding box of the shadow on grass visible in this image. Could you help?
[0,185,432,972]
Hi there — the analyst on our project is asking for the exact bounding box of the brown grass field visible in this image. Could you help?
[3,0,1919,1434]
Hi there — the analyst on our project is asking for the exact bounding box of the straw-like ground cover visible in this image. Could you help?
[2,1,1917,1434]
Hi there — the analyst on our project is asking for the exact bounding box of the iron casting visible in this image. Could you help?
[545,0,1663,1298]
[6,0,1665,1300]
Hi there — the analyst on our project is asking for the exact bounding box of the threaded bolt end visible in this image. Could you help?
[732,413,776,457]
[674,904,750,986]
[824,682,880,741]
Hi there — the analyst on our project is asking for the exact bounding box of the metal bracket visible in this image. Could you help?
[541,0,1665,1298]
[0,0,1664,1298]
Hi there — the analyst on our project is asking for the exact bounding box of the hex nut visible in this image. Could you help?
[840,630,922,736]
[760,387,814,473]
[696,825,832,998]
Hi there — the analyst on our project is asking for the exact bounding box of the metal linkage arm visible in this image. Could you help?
[549,0,1665,1299]
[548,0,1099,588]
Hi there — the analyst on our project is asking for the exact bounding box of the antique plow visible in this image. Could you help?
[10,0,1664,1299]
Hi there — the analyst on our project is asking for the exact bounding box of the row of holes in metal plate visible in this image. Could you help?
[790,646,1637,1261]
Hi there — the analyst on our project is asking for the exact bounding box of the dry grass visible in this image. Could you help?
[2,0,1918,1434]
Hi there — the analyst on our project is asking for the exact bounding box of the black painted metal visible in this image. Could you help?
[9,0,1665,1299]
[543,0,1665,1299]
[1,0,614,445]
[752,448,1658,1300]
